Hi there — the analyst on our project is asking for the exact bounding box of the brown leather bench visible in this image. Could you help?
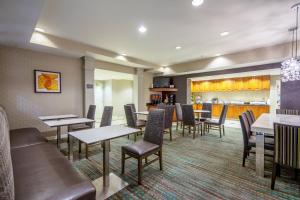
[0,106,96,200]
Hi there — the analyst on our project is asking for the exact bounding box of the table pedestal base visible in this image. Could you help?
[256,134,265,177]
[92,173,128,199]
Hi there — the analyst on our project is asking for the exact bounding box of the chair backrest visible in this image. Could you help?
[218,104,228,124]
[245,110,254,125]
[144,109,165,146]
[175,103,182,121]
[249,110,256,122]
[126,104,137,121]
[181,104,195,126]
[0,106,15,200]
[164,105,175,129]
[157,103,166,109]
[124,105,136,128]
[274,123,300,169]
[276,109,300,115]
[100,106,113,127]
[201,103,212,119]
[86,105,96,127]
[239,113,251,148]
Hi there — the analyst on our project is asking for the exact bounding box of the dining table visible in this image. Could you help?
[68,125,140,199]
[38,114,78,121]
[134,111,149,115]
[251,113,300,177]
[41,117,95,149]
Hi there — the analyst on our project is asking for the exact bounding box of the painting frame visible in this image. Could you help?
[34,70,62,93]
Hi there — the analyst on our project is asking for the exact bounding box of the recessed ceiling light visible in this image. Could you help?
[215,53,221,57]
[115,55,127,61]
[121,53,127,56]
[175,46,182,50]
[35,27,45,33]
[138,26,147,33]
[220,31,229,36]
[192,0,204,7]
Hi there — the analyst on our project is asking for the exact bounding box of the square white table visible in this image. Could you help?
[42,118,95,149]
[68,125,140,199]
[38,114,78,121]
[251,113,300,177]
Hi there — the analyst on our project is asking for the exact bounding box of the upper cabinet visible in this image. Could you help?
[191,76,270,92]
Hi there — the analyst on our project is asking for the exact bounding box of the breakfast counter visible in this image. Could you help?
[193,103,269,120]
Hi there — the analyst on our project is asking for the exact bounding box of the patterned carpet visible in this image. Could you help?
[57,127,300,200]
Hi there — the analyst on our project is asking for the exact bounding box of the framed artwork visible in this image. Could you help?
[34,70,61,93]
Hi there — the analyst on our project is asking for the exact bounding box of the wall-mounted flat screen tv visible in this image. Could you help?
[153,77,171,88]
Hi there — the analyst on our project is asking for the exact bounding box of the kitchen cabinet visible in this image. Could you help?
[193,103,269,120]
[191,76,270,92]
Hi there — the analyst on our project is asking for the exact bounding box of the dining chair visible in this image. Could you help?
[124,105,145,141]
[121,109,164,185]
[163,105,175,141]
[245,110,254,125]
[181,104,201,139]
[271,123,300,190]
[276,109,300,115]
[86,106,113,158]
[249,110,256,122]
[200,103,212,121]
[239,113,274,167]
[205,104,228,138]
[69,105,96,131]
[175,103,183,130]
[68,105,96,152]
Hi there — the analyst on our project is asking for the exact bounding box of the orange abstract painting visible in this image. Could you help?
[34,70,61,93]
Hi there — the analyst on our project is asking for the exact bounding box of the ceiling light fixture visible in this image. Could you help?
[175,46,182,50]
[121,53,127,56]
[215,53,221,57]
[34,27,45,33]
[281,3,300,82]
[192,0,204,7]
[138,26,147,33]
[220,31,229,36]
[115,55,127,61]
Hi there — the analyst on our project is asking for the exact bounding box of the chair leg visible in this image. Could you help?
[176,122,178,130]
[138,157,142,185]
[79,141,82,153]
[219,126,222,138]
[222,125,225,136]
[134,133,137,142]
[85,144,88,159]
[193,126,196,139]
[271,163,278,190]
[121,151,125,174]
[159,150,163,170]
[189,126,191,134]
[242,149,247,167]
[276,164,281,177]
[145,157,148,164]
[182,125,185,136]
[169,128,172,141]
[127,135,129,139]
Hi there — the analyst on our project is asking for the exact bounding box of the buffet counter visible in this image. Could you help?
[193,103,269,120]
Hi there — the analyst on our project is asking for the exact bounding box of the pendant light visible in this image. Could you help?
[281,3,300,82]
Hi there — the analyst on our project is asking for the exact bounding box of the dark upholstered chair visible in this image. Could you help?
[205,105,228,138]
[245,110,254,126]
[276,109,300,115]
[124,105,145,141]
[162,105,175,141]
[239,113,273,167]
[175,103,183,130]
[121,109,164,185]
[271,123,300,190]
[200,103,212,120]
[85,106,113,158]
[69,105,96,131]
[249,110,256,122]
[182,104,201,139]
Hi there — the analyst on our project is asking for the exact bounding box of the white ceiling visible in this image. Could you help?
[36,0,297,66]
[95,69,134,80]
